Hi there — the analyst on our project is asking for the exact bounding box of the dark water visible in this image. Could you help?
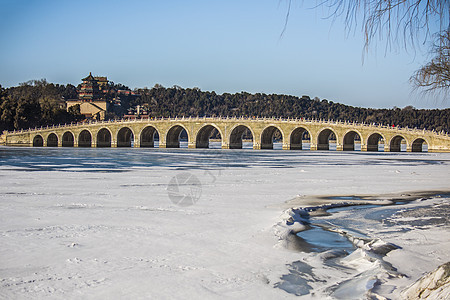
[278,194,450,297]
[296,225,356,253]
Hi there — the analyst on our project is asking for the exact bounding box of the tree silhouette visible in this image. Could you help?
[283,0,449,97]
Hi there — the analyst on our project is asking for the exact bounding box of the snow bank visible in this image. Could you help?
[0,149,449,299]
[402,262,450,299]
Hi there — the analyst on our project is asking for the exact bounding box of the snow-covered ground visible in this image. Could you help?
[0,148,449,299]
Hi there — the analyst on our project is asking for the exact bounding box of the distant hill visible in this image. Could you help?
[133,85,450,133]
[1,80,449,133]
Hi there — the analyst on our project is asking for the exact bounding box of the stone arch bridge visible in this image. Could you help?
[1,117,450,152]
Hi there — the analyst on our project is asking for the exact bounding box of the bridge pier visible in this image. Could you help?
[336,145,344,151]
[282,143,290,150]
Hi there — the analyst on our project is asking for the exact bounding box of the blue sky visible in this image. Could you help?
[0,0,447,109]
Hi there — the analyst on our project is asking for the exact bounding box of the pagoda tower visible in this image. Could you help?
[78,72,100,101]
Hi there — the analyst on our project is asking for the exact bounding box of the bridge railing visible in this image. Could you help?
[4,116,450,138]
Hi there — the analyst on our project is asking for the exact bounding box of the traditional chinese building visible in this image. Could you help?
[78,72,101,101]
[94,76,108,89]
[66,72,110,120]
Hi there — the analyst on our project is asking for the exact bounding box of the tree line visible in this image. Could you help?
[1,80,449,133]
[0,80,83,132]
[133,85,450,132]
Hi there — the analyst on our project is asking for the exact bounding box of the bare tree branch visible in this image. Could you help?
[282,0,450,97]
[411,30,450,98]
[280,0,292,38]
[318,0,449,52]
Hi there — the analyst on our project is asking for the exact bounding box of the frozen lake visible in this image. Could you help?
[0,147,449,299]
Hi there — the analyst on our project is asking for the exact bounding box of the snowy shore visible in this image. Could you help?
[0,149,449,298]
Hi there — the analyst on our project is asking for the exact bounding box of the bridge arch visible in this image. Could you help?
[317,128,338,150]
[289,127,311,150]
[166,124,189,148]
[97,128,112,147]
[62,131,74,147]
[228,124,254,149]
[140,126,160,148]
[195,124,222,149]
[411,138,428,152]
[366,132,385,152]
[78,130,92,147]
[389,135,408,152]
[343,130,362,151]
[260,125,284,149]
[33,135,44,147]
[46,133,58,147]
[117,127,135,147]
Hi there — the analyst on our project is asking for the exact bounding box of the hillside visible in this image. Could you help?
[1,81,449,133]
[133,86,450,132]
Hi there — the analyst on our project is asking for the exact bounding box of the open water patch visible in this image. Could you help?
[276,192,450,298]
[295,225,356,253]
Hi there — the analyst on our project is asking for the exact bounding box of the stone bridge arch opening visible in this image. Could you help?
[140,126,159,148]
[390,135,407,152]
[47,133,58,147]
[166,125,188,148]
[196,125,221,149]
[117,127,134,147]
[97,128,112,147]
[290,127,311,150]
[139,126,159,148]
[317,129,337,150]
[343,131,362,151]
[367,133,384,152]
[411,138,428,152]
[261,126,283,150]
[33,135,43,147]
[78,130,92,147]
[62,131,74,147]
[229,125,253,149]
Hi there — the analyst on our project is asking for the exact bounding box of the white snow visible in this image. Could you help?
[0,150,449,299]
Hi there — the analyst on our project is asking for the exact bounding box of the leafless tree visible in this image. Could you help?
[283,0,450,97]
[317,0,448,50]
[411,30,450,97]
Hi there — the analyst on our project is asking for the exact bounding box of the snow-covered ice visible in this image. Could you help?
[0,147,449,299]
